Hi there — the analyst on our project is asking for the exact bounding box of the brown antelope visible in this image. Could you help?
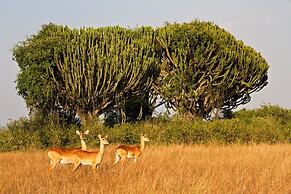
[71,134,109,174]
[47,130,89,174]
[114,134,149,164]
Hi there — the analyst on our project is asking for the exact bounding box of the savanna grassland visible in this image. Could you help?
[0,144,290,194]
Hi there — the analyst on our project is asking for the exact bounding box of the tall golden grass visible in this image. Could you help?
[0,144,290,194]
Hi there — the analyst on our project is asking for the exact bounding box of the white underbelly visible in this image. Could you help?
[127,154,135,158]
[60,159,74,164]
[80,160,93,165]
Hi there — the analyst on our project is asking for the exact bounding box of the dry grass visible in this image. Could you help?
[0,144,290,194]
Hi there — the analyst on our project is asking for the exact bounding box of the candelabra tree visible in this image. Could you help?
[49,25,160,124]
[155,20,269,117]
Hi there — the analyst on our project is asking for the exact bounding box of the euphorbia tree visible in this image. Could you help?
[49,25,160,124]
[155,20,269,117]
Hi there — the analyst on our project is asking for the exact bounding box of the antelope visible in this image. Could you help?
[47,130,89,174]
[71,134,109,174]
[114,134,149,165]
[76,130,90,150]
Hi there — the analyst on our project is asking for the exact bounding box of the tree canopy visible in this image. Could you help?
[155,20,268,117]
[13,20,269,124]
[49,25,160,123]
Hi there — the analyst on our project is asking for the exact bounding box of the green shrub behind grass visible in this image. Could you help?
[0,105,290,151]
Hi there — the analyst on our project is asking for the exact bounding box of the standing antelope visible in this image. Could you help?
[114,134,149,165]
[76,130,90,150]
[71,134,109,174]
[47,130,89,174]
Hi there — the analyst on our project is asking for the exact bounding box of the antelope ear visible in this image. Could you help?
[105,134,108,139]
[76,130,80,135]
[84,130,90,134]
[98,134,102,139]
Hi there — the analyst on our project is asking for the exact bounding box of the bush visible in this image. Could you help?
[0,105,290,151]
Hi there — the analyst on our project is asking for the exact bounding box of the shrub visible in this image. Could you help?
[0,105,290,151]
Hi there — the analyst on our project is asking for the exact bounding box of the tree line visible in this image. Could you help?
[13,20,269,125]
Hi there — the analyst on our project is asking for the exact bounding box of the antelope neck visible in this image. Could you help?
[140,139,145,152]
[99,143,105,155]
[80,139,87,150]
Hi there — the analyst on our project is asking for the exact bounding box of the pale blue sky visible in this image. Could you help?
[0,0,291,126]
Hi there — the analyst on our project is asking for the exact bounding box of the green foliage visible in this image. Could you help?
[50,25,160,122]
[13,24,160,125]
[155,20,269,117]
[0,115,79,151]
[13,20,269,124]
[13,24,61,115]
[234,104,291,120]
[0,106,290,151]
[13,24,79,123]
